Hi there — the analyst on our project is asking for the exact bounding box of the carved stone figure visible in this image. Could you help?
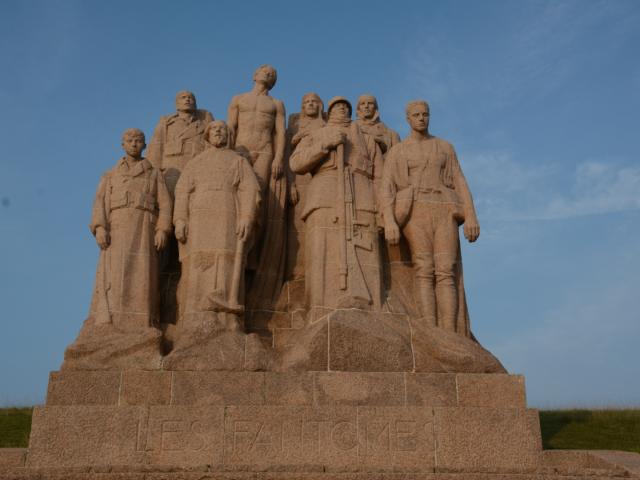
[227,65,288,310]
[355,94,400,155]
[173,121,260,323]
[285,92,326,281]
[146,91,214,335]
[382,100,480,335]
[147,91,214,195]
[63,129,172,369]
[290,97,382,320]
[163,121,268,371]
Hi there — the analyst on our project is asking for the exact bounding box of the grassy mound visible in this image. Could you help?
[540,409,640,453]
[0,408,32,448]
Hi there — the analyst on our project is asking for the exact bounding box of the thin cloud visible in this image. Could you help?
[465,153,640,222]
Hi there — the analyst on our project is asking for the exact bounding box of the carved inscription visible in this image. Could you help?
[224,406,435,470]
[230,418,358,457]
[132,407,224,466]
[136,417,206,453]
[357,408,435,470]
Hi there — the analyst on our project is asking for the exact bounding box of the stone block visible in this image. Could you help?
[456,374,526,408]
[26,405,225,469]
[433,407,542,473]
[291,309,306,329]
[405,373,457,407]
[264,372,314,405]
[249,310,291,330]
[327,310,414,372]
[357,407,435,471]
[223,406,358,472]
[0,448,26,468]
[171,371,264,406]
[120,370,172,406]
[46,370,121,405]
[288,279,306,311]
[137,406,224,466]
[276,320,328,371]
[27,406,145,467]
[314,372,405,406]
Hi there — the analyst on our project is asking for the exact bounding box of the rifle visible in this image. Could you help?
[336,143,348,291]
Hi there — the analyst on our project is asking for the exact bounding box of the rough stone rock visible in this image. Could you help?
[162,325,271,371]
[276,309,505,373]
[62,322,162,371]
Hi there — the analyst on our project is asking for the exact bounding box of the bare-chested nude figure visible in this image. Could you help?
[227,64,286,190]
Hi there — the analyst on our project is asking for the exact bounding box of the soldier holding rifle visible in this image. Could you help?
[290,97,382,321]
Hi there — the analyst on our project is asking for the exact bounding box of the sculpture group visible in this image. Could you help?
[63,64,498,373]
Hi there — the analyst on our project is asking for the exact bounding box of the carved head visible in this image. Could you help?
[327,96,352,121]
[405,100,430,133]
[301,92,324,119]
[204,120,230,148]
[121,128,146,158]
[253,65,277,90]
[356,94,379,121]
[175,91,197,113]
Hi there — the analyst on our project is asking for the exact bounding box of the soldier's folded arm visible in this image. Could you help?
[289,132,330,175]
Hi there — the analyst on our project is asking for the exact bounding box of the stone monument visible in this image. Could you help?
[2,72,639,480]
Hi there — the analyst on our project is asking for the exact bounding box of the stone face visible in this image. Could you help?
[171,371,265,406]
[224,406,359,472]
[137,406,225,466]
[264,372,314,405]
[27,406,146,467]
[456,374,526,408]
[357,407,435,471]
[0,448,26,468]
[120,370,172,406]
[405,373,457,407]
[314,372,405,406]
[433,407,542,473]
[46,370,120,405]
[27,405,225,468]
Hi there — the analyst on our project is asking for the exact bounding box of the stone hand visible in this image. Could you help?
[323,128,347,150]
[384,221,401,245]
[175,221,188,243]
[154,230,167,250]
[95,227,110,249]
[289,183,300,205]
[464,221,480,243]
[271,160,284,179]
[236,218,252,242]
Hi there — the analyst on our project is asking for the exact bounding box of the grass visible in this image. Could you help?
[0,408,32,448]
[540,409,640,454]
[0,408,639,453]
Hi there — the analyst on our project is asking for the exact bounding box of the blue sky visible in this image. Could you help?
[1,0,639,407]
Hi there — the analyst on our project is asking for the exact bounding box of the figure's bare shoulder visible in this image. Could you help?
[229,93,248,106]
[433,136,456,153]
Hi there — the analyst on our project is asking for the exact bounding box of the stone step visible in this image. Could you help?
[26,404,541,474]
[46,371,527,409]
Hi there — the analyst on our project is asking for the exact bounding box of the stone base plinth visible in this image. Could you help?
[2,371,639,479]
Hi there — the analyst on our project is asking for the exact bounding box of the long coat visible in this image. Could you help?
[173,148,260,324]
[290,122,382,315]
[89,158,172,331]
